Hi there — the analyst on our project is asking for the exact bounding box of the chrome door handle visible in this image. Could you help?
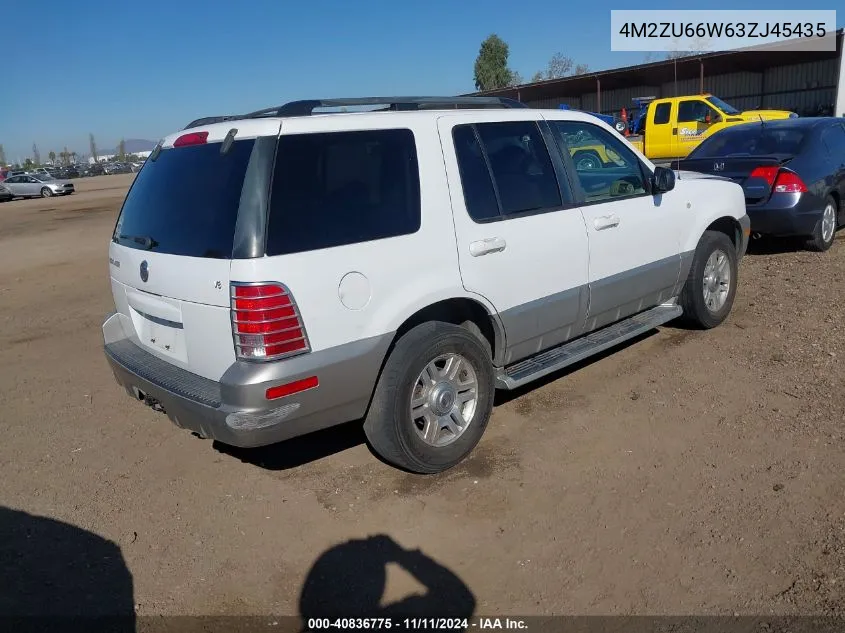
[469,237,507,257]
[594,215,620,230]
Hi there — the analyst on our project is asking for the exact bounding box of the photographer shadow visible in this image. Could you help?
[0,505,135,632]
[299,535,475,622]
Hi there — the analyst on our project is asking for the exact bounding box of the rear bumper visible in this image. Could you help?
[747,193,824,237]
[102,313,392,448]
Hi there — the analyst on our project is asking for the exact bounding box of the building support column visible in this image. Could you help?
[597,78,601,113]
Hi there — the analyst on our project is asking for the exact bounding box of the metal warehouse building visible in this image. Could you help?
[471,29,845,119]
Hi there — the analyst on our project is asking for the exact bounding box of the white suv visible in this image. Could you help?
[103,96,750,474]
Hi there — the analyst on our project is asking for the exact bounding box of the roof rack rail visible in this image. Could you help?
[183,96,527,130]
[243,96,528,118]
[183,115,241,130]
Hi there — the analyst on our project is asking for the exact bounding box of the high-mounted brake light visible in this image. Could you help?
[773,170,808,194]
[231,283,310,361]
[173,131,209,147]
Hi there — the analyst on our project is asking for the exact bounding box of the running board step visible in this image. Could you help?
[496,304,683,390]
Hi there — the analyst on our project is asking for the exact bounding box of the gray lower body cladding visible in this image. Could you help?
[103,313,392,448]
[497,252,692,365]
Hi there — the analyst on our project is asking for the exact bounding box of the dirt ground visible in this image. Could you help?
[1,173,844,619]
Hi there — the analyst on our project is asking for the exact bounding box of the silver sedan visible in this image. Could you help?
[2,173,75,198]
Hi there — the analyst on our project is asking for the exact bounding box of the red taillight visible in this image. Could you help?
[265,376,319,400]
[749,166,779,186]
[231,283,309,360]
[773,170,808,193]
[173,131,208,147]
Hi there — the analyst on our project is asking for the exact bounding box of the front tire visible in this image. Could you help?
[805,195,838,252]
[363,322,495,474]
[678,230,738,329]
[40,187,53,198]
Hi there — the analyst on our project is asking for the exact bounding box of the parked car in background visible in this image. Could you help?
[84,164,106,176]
[2,173,75,198]
[678,118,845,251]
[54,166,81,179]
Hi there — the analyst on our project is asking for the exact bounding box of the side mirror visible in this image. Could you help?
[653,166,676,193]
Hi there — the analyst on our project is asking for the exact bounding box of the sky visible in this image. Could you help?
[1,0,840,161]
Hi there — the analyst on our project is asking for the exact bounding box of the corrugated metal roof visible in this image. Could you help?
[469,29,844,104]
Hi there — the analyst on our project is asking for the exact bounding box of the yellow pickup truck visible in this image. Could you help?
[625,94,796,161]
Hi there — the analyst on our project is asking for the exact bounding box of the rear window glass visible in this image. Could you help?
[112,139,255,258]
[265,128,420,256]
[689,127,807,158]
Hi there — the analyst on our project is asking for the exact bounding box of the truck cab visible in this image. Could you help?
[628,94,796,161]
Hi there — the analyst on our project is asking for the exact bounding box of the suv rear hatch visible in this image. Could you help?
[108,122,280,381]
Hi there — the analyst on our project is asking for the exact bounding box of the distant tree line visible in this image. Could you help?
[1,132,138,169]
[473,34,591,92]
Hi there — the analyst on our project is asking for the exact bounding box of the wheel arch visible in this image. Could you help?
[390,297,506,366]
[704,215,742,255]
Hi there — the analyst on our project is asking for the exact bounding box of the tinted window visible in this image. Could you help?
[820,124,845,158]
[678,100,718,123]
[474,121,562,215]
[689,126,807,158]
[653,103,671,125]
[266,128,420,256]
[453,125,500,221]
[112,138,256,258]
[552,121,648,202]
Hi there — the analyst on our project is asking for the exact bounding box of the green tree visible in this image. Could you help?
[71,151,77,163]
[474,34,513,91]
[507,70,524,87]
[24,158,34,168]
[117,138,126,160]
[48,151,56,164]
[0,144,6,165]
[32,143,41,165]
[89,133,98,163]
[574,63,589,75]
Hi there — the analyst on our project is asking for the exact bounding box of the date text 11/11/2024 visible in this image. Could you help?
[306,618,529,630]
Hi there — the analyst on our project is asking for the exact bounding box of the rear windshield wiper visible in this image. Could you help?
[118,234,159,250]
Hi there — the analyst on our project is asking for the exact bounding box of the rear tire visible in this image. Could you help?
[363,322,495,474]
[805,195,837,252]
[40,187,52,198]
[678,230,738,329]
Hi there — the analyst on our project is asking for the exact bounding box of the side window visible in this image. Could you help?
[476,121,563,216]
[551,121,649,203]
[678,100,718,124]
[5,176,19,184]
[821,124,845,159]
[265,128,421,256]
[452,125,501,221]
[652,103,671,125]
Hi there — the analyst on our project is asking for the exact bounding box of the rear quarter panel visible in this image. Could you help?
[229,116,474,353]
[675,175,747,253]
